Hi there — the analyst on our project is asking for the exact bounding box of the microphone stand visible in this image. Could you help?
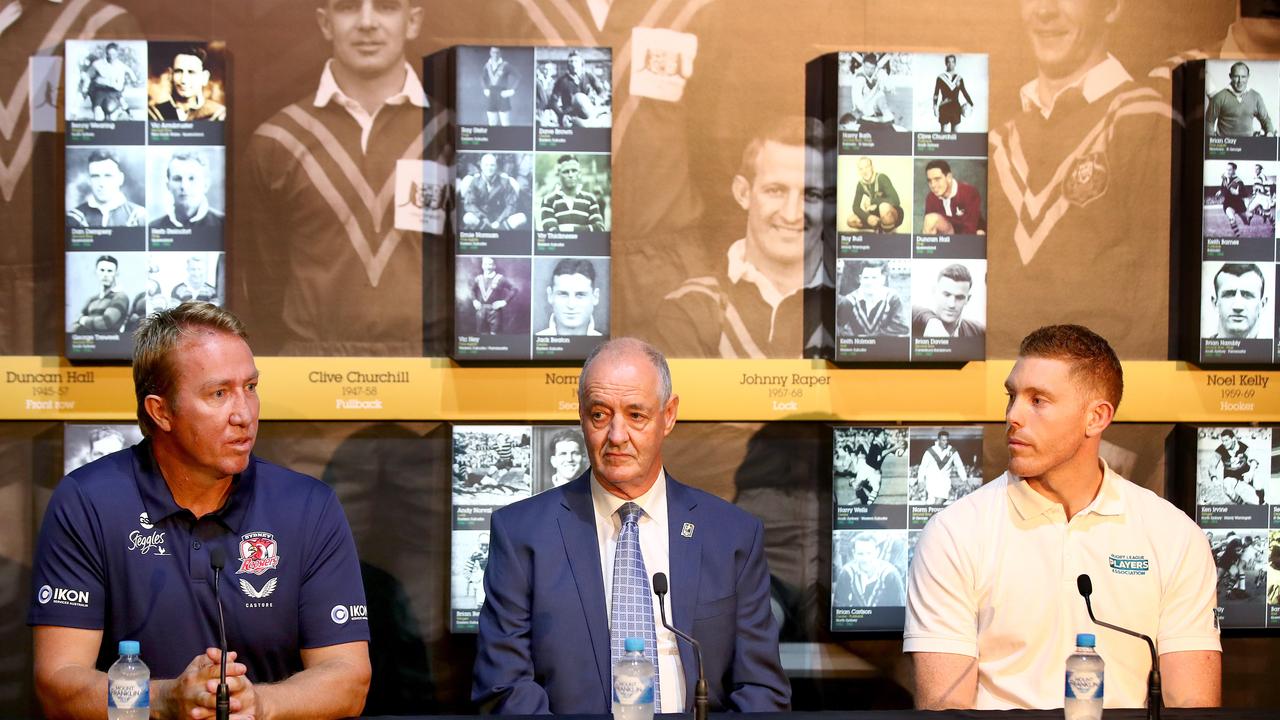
[211,549,230,720]
[1078,575,1160,720]
[652,573,707,720]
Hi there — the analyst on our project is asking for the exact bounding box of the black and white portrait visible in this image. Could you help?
[1200,261,1275,341]
[910,259,986,340]
[150,251,224,311]
[837,155,912,235]
[65,39,147,122]
[65,251,146,334]
[534,46,612,129]
[833,427,908,508]
[912,53,988,133]
[456,152,532,231]
[454,255,532,336]
[832,529,907,608]
[1205,59,1279,138]
[1206,529,1268,612]
[1203,159,1276,239]
[535,153,611,232]
[1197,427,1270,506]
[146,41,227,122]
[532,257,610,337]
[65,147,147,228]
[450,529,491,611]
[836,258,911,338]
[146,147,226,228]
[837,51,911,133]
[457,46,534,127]
[907,426,982,506]
[532,425,588,494]
[63,424,143,475]
[451,426,533,506]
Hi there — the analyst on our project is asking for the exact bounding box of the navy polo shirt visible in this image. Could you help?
[28,440,369,683]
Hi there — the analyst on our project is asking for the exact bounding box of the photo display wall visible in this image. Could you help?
[830,425,983,631]
[1176,60,1280,365]
[64,40,227,360]
[808,52,988,363]
[428,46,612,361]
[450,424,587,632]
[1180,426,1280,630]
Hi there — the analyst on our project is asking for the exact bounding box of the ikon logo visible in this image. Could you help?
[330,604,368,625]
[38,584,90,607]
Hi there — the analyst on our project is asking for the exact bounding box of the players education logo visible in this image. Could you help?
[1063,152,1109,208]
[1108,553,1150,576]
[237,531,280,575]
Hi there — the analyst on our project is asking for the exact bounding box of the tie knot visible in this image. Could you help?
[619,502,643,526]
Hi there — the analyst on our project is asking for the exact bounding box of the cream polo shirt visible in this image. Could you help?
[904,460,1220,710]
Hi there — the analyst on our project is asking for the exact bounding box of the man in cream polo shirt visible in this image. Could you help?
[905,324,1221,711]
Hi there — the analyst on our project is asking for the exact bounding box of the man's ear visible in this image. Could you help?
[731,175,752,212]
[144,395,173,434]
[315,8,334,43]
[661,394,680,437]
[1084,398,1115,439]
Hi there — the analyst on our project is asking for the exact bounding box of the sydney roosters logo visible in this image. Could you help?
[236,531,280,576]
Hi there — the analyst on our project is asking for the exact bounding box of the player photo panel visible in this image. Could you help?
[913,158,988,237]
[532,257,610,338]
[1203,159,1277,241]
[146,146,226,240]
[532,425,588,494]
[454,255,533,336]
[65,146,147,230]
[64,424,143,475]
[65,40,148,122]
[837,155,913,235]
[1201,261,1275,341]
[535,153,611,233]
[832,427,909,512]
[907,426,982,508]
[534,46,612,130]
[911,53,988,134]
[836,258,912,338]
[450,528,492,614]
[451,426,534,507]
[456,46,535,128]
[1205,59,1280,139]
[836,52,912,133]
[1205,528,1269,627]
[1196,427,1271,507]
[909,259,987,339]
[456,151,533,233]
[146,41,227,123]
[65,250,146,334]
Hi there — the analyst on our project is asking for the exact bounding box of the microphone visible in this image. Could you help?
[210,547,230,720]
[652,572,707,720]
[1076,574,1161,720]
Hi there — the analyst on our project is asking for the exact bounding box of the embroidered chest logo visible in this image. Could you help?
[127,530,168,556]
[236,531,280,575]
[1107,553,1149,576]
[1063,152,1109,208]
[240,577,278,599]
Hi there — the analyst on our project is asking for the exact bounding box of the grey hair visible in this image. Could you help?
[578,337,672,407]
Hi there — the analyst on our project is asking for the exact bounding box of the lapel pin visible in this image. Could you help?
[681,522,694,538]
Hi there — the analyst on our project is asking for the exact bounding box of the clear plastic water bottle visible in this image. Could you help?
[107,640,150,719]
[1064,633,1104,720]
[612,637,655,720]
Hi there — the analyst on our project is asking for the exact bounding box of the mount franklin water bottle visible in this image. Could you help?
[1064,632,1104,720]
[612,637,655,720]
[107,640,150,719]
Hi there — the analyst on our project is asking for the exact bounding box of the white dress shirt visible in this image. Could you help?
[590,470,687,713]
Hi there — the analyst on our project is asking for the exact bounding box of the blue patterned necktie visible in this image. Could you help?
[611,502,661,708]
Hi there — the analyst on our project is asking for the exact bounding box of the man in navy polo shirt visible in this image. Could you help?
[30,302,370,719]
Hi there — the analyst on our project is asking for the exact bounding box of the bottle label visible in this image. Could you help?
[613,675,654,706]
[108,679,149,709]
[1065,671,1103,700]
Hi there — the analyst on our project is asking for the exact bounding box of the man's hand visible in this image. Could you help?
[157,648,248,720]
[492,300,507,310]
[190,649,262,720]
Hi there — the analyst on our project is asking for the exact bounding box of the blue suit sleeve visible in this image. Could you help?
[728,517,791,711]
[472,509,551,714]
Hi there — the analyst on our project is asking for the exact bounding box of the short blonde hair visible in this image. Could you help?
[132,302,247,435]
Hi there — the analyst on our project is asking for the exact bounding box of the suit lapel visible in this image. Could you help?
[665,474,701,707]
[558,473,611,705]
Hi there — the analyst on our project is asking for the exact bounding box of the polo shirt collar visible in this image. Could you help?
[313,59,427,110]
[168,198,210,226]
[131,439,256,532]
[1007,458,1126,520]
[1018,54,1130,118]
[727,237,795,309]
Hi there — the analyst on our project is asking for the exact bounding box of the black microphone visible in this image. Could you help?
[652,572,707,720]
[210,547,230,720]
[1076,574,1161,720]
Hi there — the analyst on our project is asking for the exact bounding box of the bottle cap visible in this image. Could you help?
[624,637,645,653]
[118,640,140,656]
[1075,633,1096,648]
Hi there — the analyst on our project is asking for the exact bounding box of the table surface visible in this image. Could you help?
[361,711,1275,719]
